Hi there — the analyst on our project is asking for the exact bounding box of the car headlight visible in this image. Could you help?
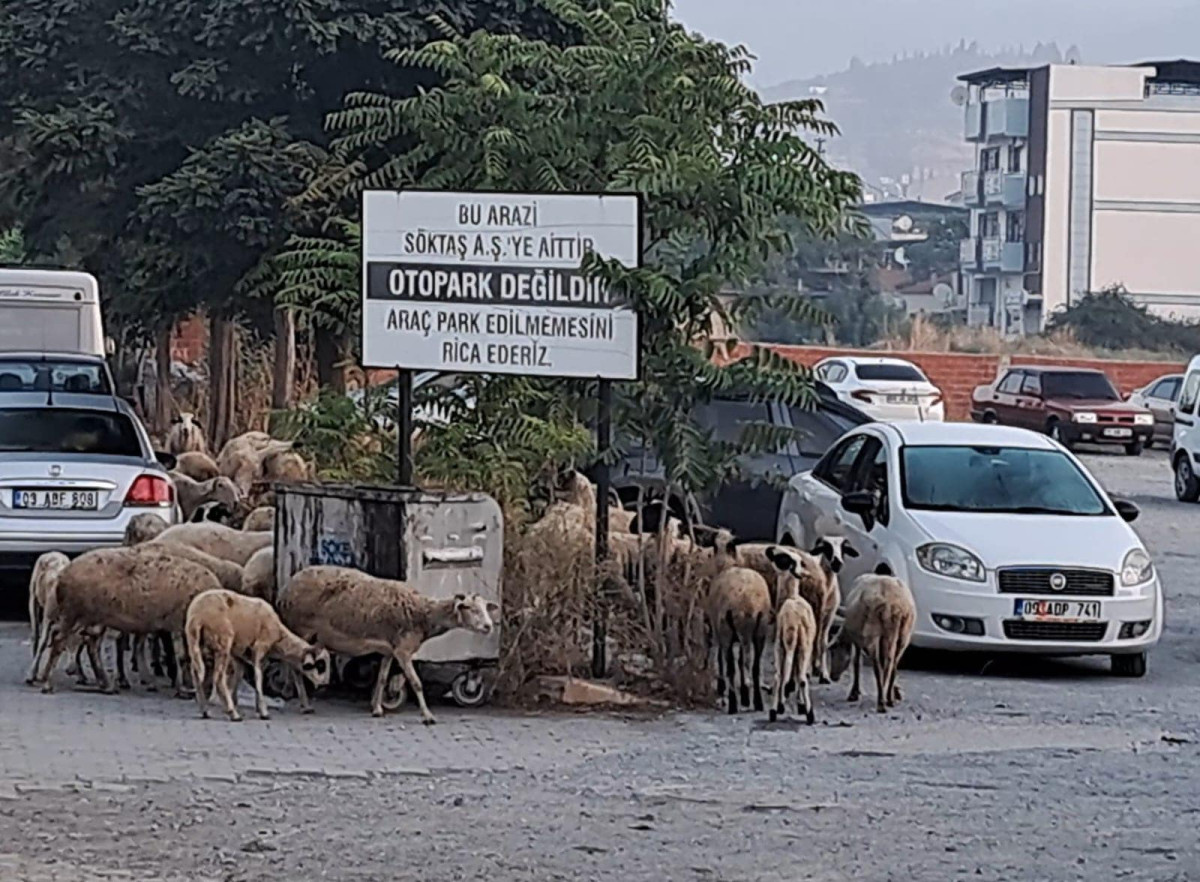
[1134,414,1153,426]
[1074,412,1098,424]
[1120,548,1154,586]
[916,543,986,583]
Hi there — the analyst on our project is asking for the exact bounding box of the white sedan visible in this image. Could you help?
[814,356,944,422]
[775,421,1162,676]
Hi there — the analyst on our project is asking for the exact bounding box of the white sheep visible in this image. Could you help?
[165,412,207,456]
[25,552,71,684]
[764,546,821,724]
[829,574,917,713]
[706,560,772,714]
[277,566,497,723]
[35,546,222,694]
[185,588,331,722]
[240,546,275,601]
[804,537,859,683]
[260,448,310,484]
[175,451,221,482]
[152,522,272,566]
[217,432,294,494]
[241,506,275,532]
[169,472,240,523]
[124,513,170,545]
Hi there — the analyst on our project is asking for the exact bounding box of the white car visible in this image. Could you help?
[814,356,944,422]
[776,421,1162,676]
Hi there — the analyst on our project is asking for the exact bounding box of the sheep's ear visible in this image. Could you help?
[765,547,795,574]
[486,601,499,615]
[170,415,181,424]
[843,543,859,558]
[811,539,831,559]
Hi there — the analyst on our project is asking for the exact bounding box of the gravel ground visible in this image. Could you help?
[1,449,1198,881]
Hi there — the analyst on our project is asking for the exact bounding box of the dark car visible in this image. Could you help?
[608,384,872,540]
[970,366,1154,455]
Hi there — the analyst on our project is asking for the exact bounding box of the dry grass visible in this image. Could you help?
[497,525,714,706]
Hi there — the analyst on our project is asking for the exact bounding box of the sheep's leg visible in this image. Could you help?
[68,642,91,686]
[212,651,241,722]
[38,624,72,694]
[157,631,176,685]
[190,647,209,719]
[114,634,131,691]
[293,668,314,714]
[772,641,794,723]
[135,636,157,691]
[26,610,53,685]
[251,652,270,720]
[799,669,814,726]
[871,638,887,713]
[816,609,833,685]
[736,639,750,710]
[750,622,765,712]
[370,655,394,718]
[172,634,193,698]
[711,620,726,699]
[130,634,141,675]
[394,650,435,725]
[848,645,862,703]
[724,639,739,714]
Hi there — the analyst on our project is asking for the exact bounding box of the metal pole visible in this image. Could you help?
[395,367,413,486]
[592,378,612,678]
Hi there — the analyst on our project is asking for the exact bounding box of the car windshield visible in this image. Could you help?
[0,408,141,456]
[855,363,924,382]
[0,359,111,394]
[1041,371,1118,401]
[902,445,1109,516]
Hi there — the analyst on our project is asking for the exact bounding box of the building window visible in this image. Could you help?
[1006,212,1025,243]
[981,148,1001,172]
[1009,145,1024,173]
[979,213,1000,238]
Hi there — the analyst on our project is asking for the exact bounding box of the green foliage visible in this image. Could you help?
[270,387,396,484]
[0,226,25,264]
[1048,285,1200,354]
[310,0,861,503]
[904,213,969,282]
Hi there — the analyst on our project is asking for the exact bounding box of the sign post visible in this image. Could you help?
[362,190,642,677]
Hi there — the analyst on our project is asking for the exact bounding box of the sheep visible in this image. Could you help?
[175,451,220,482]
[185,589,331,722]
[829,574,917,714]
[124,513,170,546]
[217,432,294,494]
[764,546,821,724]
[807,537,859,683]
[169,472,240,523]
[277,566,497,723]
[706,562,772,714]
[241,547,275,601]
[25,552,71,685]
[152,522,272,566]
[34,546,222,694]
[165,412,207,455]
[242,506,275,532]
[188,500,236,525]
[260,448,310,484]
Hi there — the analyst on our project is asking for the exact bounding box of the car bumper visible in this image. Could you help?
[906,571,1163,656]
[0,509,175,570]
[1058,423,1153,447]
[855,402,945,422]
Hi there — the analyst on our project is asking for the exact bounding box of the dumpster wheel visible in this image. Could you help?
[380,671,407,710]
[450,669,492,708]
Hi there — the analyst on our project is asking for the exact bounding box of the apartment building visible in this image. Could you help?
[958,60,1200,334]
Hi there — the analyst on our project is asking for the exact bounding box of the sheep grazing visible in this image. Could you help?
[152,522,272,566]
[169,472,240,523]
[25,552,70,685]
[278,566,497,723]
[175,451,221,482]
[764,546,821,724]
[185,589,330,722]
[151,541,246,593]
[706,559,772,714]
[124,513,170,546]
[35,546,222,694]
[165,412,208,455]
[241,506,275,532]
[241,547,275,601]
[829,574,917,714]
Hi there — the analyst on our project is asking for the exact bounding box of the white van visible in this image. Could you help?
[0,269,107,356]
[1171,354,1200,501]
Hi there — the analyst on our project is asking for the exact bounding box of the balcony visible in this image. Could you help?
[960,238,980,271]
[981,238,1025,273]
[962,171,981,207]
[964,96,1030,142]
[983,171,1027,208]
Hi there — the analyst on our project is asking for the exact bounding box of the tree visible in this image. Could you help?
[305,0,861,505]
[0,226,24,264]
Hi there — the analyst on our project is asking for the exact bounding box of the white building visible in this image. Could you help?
[958,60,1200,334]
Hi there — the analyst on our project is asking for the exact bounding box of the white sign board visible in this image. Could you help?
[362,190,641,379]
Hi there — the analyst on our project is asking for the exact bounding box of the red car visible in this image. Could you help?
[970,366,1154,455]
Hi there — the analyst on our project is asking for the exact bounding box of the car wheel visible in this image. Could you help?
[1125,440,1144,457]
[982,411,998,424]
[1174,454,1200,502]
[1047,420,1071,449]
[1111,652,1147,678]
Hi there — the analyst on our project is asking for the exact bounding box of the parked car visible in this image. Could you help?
[814,356,944,422]
[0,392,178,574]
[970,366,1153,456]
[609,384,871,540]
[0,351,115,396]
[1170,356,1200,501]
[1126,373,1182,449]
[775,421,1162,676]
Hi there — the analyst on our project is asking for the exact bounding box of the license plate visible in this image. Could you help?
[887,394,918,405]
[1013,598,1101,621]
[1103,427,1132,438]
[13,489,100,510]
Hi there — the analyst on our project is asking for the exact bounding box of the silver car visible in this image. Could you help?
[0,392,178,571]
[1127,373,1182,449]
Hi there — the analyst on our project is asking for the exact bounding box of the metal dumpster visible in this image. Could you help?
[273,483,503,707]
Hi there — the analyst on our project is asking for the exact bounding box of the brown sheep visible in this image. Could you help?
[26,552,71,685]
[123,513,170,546]
[169,472,241,522]
[175,451,221,482]
[240,547,275,601]
[707,563,772,714]
[829,574,917,714]
[165,412,207,455]
[152,522,272,566]
[185,589,331,722]
[278,566,497,723]
[217,432,293,494]
[260,448,310,484]
[241,506,275,532]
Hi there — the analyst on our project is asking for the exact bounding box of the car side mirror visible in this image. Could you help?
[1113,499,1139,523]
[154,451,177,471]
[841,490,878,518]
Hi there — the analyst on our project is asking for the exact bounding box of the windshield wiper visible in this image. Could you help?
[1001,505,1091,516]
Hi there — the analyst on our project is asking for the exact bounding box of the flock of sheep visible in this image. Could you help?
[22,418,497,724]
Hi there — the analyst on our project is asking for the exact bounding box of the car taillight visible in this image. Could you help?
[125,474,174,506]
[929,393,944,406]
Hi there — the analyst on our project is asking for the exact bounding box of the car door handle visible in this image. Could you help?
[1176,416,1194,426]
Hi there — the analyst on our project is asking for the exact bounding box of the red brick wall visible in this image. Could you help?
[720,343,1186,421]
[171,315,207,365]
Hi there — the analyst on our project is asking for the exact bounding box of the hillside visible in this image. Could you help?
[761,43,1072,201]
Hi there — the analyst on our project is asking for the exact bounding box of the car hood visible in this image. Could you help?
[907,509,1142,570]
[1045,397,1147,414]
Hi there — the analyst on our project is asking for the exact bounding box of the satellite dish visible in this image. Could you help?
[950,85,968,106]
[933,282,954,305]
[894,215,914,233]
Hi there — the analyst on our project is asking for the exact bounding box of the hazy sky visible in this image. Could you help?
[673,0,1200,87]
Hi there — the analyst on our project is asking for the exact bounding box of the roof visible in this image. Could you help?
[1008,365,1109,375]
[958,66,1033,87]
[0,351,107,363]
[886,421,1055,449]
[858,200,969,218]
[1135,59,1200,85]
